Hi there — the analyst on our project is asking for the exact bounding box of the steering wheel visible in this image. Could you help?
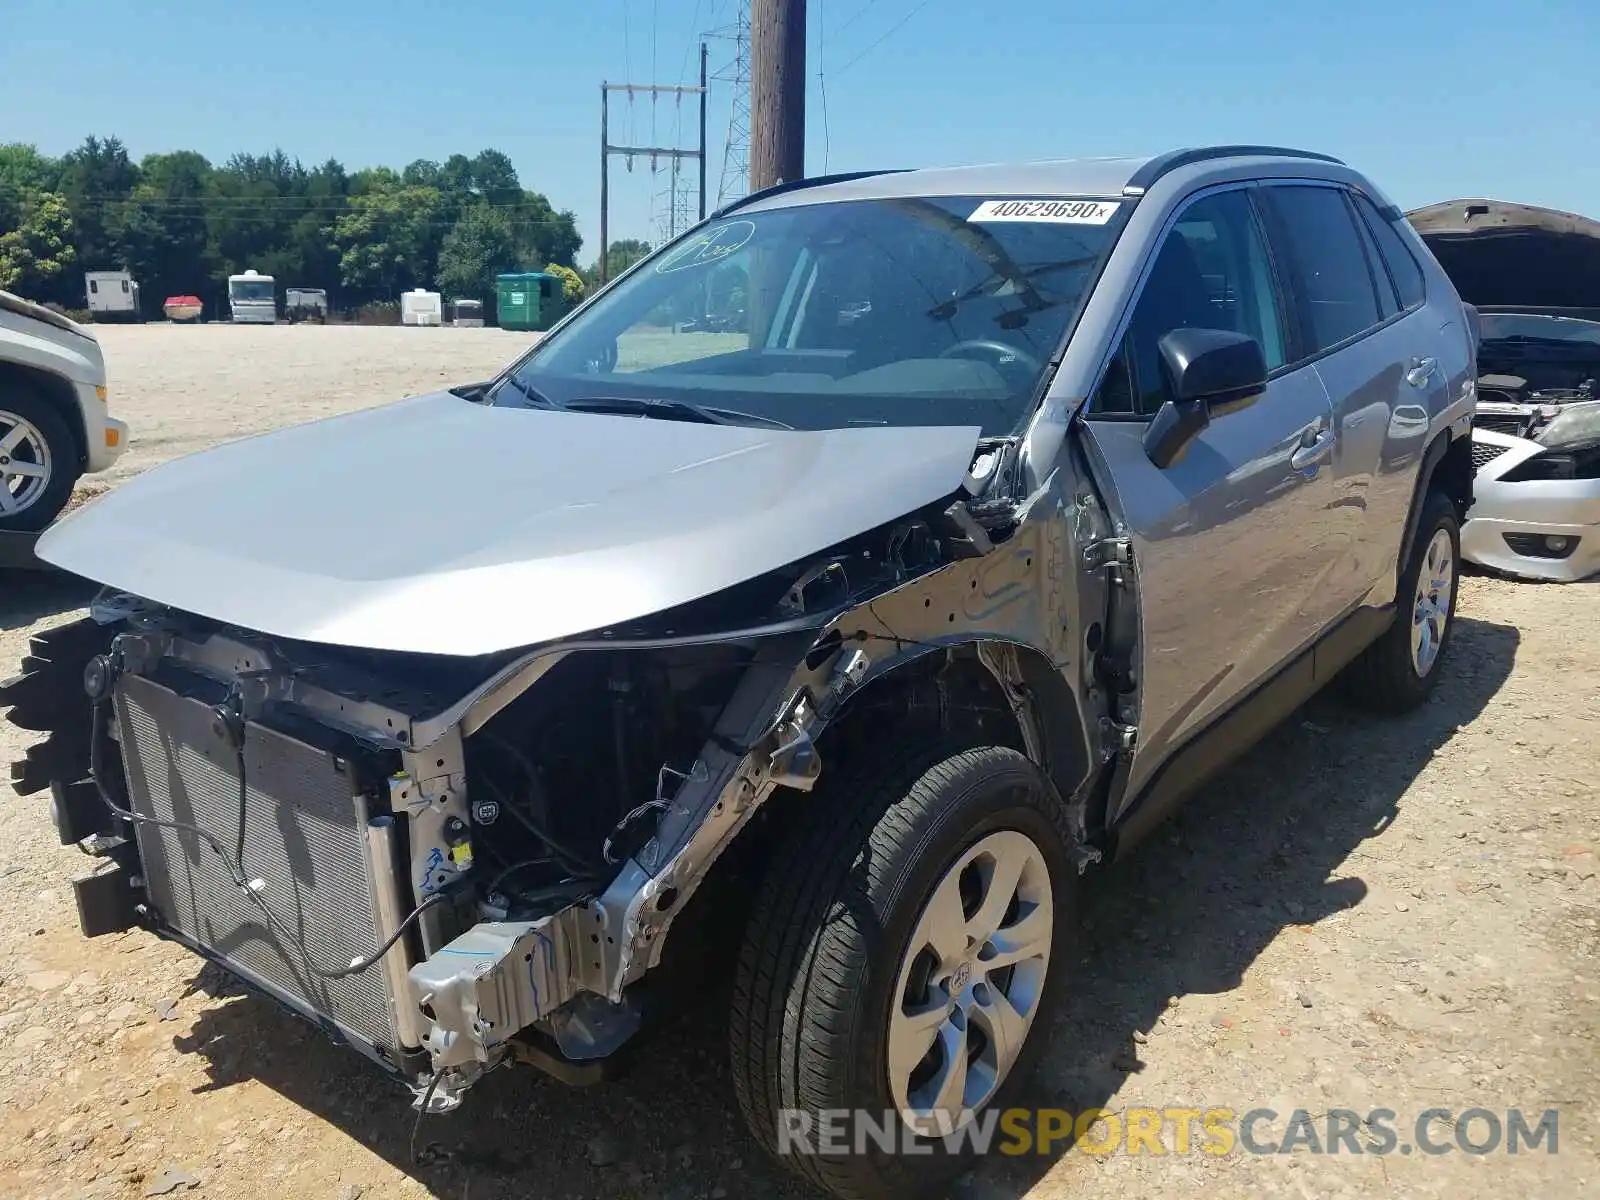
[937,339,1043,378]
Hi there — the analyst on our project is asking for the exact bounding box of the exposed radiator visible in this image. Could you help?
[114,672,405,1060]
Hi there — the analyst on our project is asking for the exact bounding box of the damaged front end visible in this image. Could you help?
[3,438,1110,1112]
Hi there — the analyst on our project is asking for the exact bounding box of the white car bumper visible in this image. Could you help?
[77,380,129,474]
[1462,428,1600,582]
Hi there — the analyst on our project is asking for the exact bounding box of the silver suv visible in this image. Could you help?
[5,147,1475,1200]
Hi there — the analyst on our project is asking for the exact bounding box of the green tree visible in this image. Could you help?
[333,180,444,299]
[56,136,139,284]
[436,205,520,302]
[113,151,213,315]
[542,262,585,304]
[0,191,76,296]
[584,238,652,288]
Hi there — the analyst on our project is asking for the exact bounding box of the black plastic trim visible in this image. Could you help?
[1107,603,1395,857]
[1123,146,1344,195]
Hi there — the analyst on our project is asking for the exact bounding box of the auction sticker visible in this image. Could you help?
[655,220,756,273]
[969,199,1121,224]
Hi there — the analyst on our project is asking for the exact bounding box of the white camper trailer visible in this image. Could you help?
[228,270,277,324]
[84,271,141,322]
[401,288,443,327]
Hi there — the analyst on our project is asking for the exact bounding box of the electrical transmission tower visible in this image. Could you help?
[707,1,751,207]
[598,44,708,285]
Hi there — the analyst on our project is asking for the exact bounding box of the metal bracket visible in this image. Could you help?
[764,695,822,791]
[1083,535,1132,572]
[1099,717,1137,755]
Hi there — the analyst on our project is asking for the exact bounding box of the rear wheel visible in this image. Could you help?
[729,741,1078,1200]
[0,388,79,532]
[1341,490,1460,712]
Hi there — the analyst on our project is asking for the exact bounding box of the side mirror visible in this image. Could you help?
[1142,328,1268,468]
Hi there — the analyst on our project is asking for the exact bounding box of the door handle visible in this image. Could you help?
[1291,430,1334,471]
[1406,356,1438,388]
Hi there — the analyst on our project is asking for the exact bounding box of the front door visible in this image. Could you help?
[1079,185,1340,803]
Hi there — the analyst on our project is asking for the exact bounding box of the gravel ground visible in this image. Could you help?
[1,325,1597,1199]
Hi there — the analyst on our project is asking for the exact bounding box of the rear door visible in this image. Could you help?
[1080,185,1339,801]
[1258,183,1447,604]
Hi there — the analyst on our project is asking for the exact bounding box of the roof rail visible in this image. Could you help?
[1123,146,1345,196]
[711,169,910,218]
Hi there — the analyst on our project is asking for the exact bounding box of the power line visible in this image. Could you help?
[817,0,831,172]
[623,0,633,83]
[835,0,932,75]
[828,0,880,41]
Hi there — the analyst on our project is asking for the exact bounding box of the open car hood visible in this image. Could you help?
[1407,199,1600,318]
[38,392,982,656]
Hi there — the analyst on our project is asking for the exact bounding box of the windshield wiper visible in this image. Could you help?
[562,396,793,429]
[494,374,560,409]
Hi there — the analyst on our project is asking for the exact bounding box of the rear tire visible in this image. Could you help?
[729,740,1078,1200]
[0,387,79,533]
[1341,490,1460,713]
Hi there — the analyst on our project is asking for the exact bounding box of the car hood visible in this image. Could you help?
[38,392,982,656]
[1407,199,1600,317]
[0,289,98,342]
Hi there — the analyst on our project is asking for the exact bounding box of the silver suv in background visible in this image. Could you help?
[5,147,1475,1200]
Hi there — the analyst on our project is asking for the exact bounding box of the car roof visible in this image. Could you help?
[733,146,1346,213]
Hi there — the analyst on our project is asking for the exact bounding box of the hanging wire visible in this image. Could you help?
[818,0,832,172]
[836,0,934,75]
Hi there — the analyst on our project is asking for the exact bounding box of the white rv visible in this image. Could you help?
[84,271,141,322]
[228,270,277,324]
[401,288,442,327]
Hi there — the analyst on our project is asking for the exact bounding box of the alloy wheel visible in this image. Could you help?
[1411,527,1455,676]
[887,828,1053,1137]
[0,409,53,519]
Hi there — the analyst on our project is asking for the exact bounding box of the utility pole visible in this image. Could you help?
[598,70,709,285]
[749,0,805,192]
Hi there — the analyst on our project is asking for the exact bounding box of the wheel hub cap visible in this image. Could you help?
[0,410,52,518]
[888,829,1054,1137]
[1410,528,1455,677]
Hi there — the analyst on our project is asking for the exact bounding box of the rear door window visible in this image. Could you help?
[1354,193,1427,310]
[1350,202,1399,319]
[1262,185,1384,355]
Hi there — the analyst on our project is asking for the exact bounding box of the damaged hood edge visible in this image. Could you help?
[38,391,984,656]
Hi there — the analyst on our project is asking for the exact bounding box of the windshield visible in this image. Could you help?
[230,281,275,302]
[493,195,1124,434]
[1480,313,1600,347]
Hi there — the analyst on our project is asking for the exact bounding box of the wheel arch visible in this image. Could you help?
[814,636,1093,822]
[1399,427,1473,577]
[0,360,88,468]
[645,635,1096,990]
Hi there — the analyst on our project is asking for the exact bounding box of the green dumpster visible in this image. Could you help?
[496,271,569,332]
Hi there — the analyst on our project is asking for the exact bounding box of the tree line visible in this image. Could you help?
[0,136,655,320]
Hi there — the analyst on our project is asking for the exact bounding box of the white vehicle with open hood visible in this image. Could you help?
[1410,199,1600,580]
[6,150,1477,1200]
[0,289,129,533]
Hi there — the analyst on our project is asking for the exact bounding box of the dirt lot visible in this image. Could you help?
[2,325,1597,1200]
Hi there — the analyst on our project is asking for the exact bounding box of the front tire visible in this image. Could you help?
[729,741,1078,1200]
[0,388,79,532]
[1341,489,1460,712]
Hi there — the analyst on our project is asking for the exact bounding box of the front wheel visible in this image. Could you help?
[0,388,79,532]
[729,741,1078,1200]
[1341,490,1460,712]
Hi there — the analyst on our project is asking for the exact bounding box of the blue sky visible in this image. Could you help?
[3,0,1597,264]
